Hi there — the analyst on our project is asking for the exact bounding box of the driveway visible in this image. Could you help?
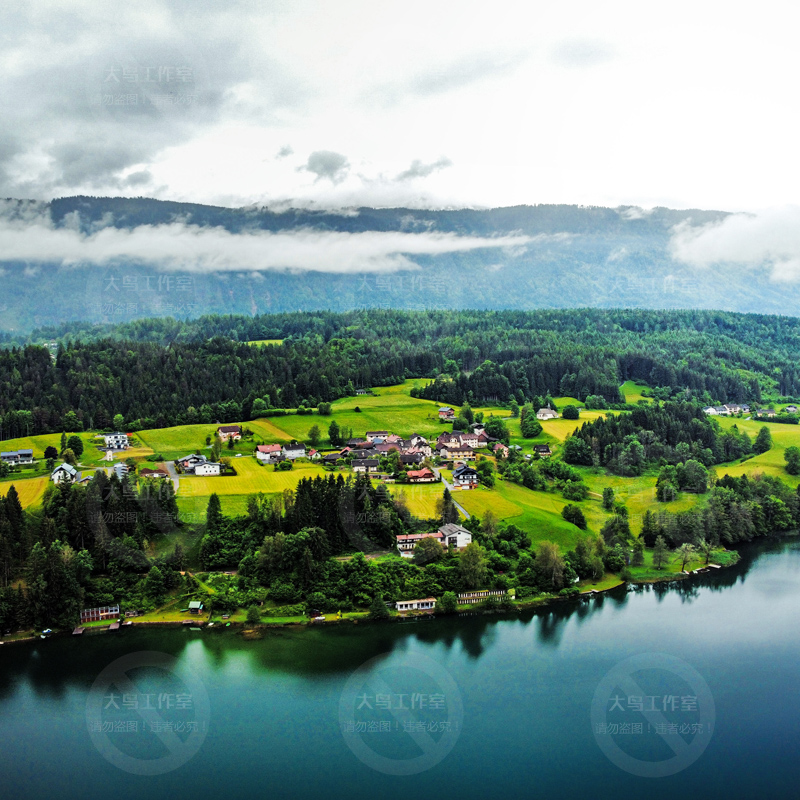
[164,460,180,493]
[431,466,471,519]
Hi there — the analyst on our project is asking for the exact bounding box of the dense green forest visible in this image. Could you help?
[4,307,800,439]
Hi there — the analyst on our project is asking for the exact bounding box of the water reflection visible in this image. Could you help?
[0,536,793,699]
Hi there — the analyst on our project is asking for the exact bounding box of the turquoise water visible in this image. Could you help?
[2,539,800,799]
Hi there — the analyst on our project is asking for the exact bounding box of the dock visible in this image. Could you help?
[108,622,120,631]
[72,627,84,636]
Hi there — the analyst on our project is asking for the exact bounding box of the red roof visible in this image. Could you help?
[408,468,434,479]
[257,444,281,453]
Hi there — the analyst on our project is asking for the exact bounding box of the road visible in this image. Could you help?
[431,466,470,519]
[164,460,180,493]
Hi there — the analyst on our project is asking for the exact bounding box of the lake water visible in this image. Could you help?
[2,538,800,800]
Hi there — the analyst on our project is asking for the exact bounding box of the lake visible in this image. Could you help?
[2,538,800,800]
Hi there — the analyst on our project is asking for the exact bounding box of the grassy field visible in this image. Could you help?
[252,381,511,444]
[0,476,49,508]
[247,339,284,346]
[713,416,800,485]
[388,482,444,520]
[176,459,328,521]
[620,380,652,404]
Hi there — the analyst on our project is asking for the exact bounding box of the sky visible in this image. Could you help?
[3,0,799,213]
[3,0,800,280]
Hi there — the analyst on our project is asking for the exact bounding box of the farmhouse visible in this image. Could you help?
[217,425,242,441]
[365,430,390,443]
[452,464,479,489]
[255,444,283,463]
[408,433,429,448]
[322,451,343,464]
[140,467,168,479]
[395,597,436,612]
[534,444,552,458]
[492,442,509,458]
[104,432,129,450]
[407,467,436,483]
[51,462,80,483]
[438,407,455,420]
[282,441,307,460]
[195,462,221,476]
[352,459,379,473]
[536,407,559,421]
[400,453,425,466]
[0,449,34,465]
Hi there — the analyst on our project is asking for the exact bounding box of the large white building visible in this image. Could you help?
[104,432,129,450]
[195,462,221,476]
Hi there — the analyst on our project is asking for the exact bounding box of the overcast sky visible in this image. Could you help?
[3,0,799,213]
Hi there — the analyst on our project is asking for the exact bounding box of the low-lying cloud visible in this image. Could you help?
[0,208,532,274]
[670,207,800,283]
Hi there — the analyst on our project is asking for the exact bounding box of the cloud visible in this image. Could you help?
[670,207,800,282]
[395,157,453,182]
[276,144,294,159]
[0,205,533,274]
[299,150,350,184]
[617,206,654,220]
[551,39,615,68]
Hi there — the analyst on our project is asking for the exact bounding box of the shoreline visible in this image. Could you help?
[0,553,740,647]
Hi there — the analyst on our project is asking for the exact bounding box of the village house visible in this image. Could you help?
[407,467,436,483]
[195,462,221,476]
[352,458,379,473]
[756,408,777,418]
[104,432,129,450]
[255,444,283,463]
[438,407,455,421]
[400,453,425,467]
[438,444,476,461]
[188,600,204,613]
[471,423,486,436]
[396,524,472,557]
[396,532,435,554]
[282,441,307,460]
[51,462,80,483]
[492,442,509,458]
[452,464,479,489]
[534,444,552,458]
[322,451,343,464]
[458,589,509,605]
[438,523,473,548]
[347,449,375,460]
[176,453,208,473]
[307,449,321,460]
[0,449,34,465]
[80,605,120,623]
[365,430,390,443]
[785,405,799,414]
[346,437,371,448]
[140,467,169,479]
[536,407,559,421]
[216,425,242,441]
[374,442,401,455]
[408,433,429,448]
[395,597,436,613]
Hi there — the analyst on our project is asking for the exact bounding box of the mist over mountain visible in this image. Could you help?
[0,195,788,334]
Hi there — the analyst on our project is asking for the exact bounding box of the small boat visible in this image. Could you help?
[41,629,52,635]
